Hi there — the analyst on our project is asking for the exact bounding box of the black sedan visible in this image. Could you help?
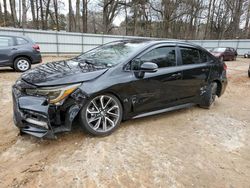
[12,40,227,138]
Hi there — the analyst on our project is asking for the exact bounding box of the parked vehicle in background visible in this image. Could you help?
[244,52,250,58]
[12,40,228,138]
[0,35,41,72]
[210,47,237,61]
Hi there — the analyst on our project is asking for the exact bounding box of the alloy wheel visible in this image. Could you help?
[85,95,120,133]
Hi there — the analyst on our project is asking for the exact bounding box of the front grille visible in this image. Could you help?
[22,109,50,130]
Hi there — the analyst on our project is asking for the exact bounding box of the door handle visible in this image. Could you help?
[12,48,17,50]
[201,68,209,72]
[171,73,182,78]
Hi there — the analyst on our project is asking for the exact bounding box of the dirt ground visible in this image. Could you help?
[0,57,249,188]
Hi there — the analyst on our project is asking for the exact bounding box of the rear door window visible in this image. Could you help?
[0,37,14,47]
[180,47,200,65]
[180,47,213,65]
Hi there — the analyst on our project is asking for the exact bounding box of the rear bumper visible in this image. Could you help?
[219,71,227,97]
[220,79,227,96]
[12,86,84,139]
[31,53,42,64]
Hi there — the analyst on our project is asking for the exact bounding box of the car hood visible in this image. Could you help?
[21,59,109,87]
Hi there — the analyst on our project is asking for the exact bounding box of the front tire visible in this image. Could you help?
[14,57,31,72]
[199,82,218,109]
[79,94,123,136]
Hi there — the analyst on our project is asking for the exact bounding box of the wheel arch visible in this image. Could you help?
[13,55,32,65]
[78,91,125,136]
[211,79,222,97]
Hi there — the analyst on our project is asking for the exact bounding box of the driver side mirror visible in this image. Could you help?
[131,58,158,78]
[131,58,158,73]
[140,62,158,73]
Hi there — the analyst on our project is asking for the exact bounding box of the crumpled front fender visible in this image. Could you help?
[12,87,87,139]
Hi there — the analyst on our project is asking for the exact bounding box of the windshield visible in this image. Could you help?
[211,48,226,53]
[77,41,147,67]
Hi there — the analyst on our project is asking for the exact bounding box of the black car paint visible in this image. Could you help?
[0,35,41,67]
[12,40,227,138]
[21,60,109,86]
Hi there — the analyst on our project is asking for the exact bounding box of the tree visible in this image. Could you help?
[0,1,3,26]
[40,0,45,29]
[68,0,75,31]
[30,0,38,29]
[2,0,250,39]
[53,0,60,30]
[245,0,250,37]
[102,0,120,34]
[75,0,81,32]
[232,0,244,38]
[82,0,88,33]
[44,0,51,29]
[36,0,39,27]
[3,0,8,26]
[22,0,28,28]
[9,0,18,27]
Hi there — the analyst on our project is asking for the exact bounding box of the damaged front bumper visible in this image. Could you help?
[12,83,86,139]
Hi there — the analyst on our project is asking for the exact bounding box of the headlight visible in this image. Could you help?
[26,83,81,104]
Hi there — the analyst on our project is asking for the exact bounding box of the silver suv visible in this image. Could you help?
[0,35,42,72]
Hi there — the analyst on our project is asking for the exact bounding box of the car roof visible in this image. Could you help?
[0,35,33,42]
[108,39,203,49]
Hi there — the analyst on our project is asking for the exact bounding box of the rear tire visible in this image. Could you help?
[199,82,218,109]
[79,94,123,136]
[14,57,31,72]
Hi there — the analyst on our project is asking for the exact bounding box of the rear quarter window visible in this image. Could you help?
[200,50,214,62]
[0,37,14,47]
[16,37,29,45]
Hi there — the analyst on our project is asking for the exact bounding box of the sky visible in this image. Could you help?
[0,0,124,26]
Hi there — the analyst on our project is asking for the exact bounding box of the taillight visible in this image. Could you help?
[223,63,227,70]
[32,44,40,52]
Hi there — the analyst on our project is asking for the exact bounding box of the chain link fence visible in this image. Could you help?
[1,27,249,56]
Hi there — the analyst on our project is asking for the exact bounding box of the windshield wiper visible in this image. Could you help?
[73,57,96,65]
[73,57,113,68]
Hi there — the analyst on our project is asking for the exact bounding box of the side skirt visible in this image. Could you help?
[132,103,195,119]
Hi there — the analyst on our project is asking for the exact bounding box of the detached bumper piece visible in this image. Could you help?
[12,87,82,139]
